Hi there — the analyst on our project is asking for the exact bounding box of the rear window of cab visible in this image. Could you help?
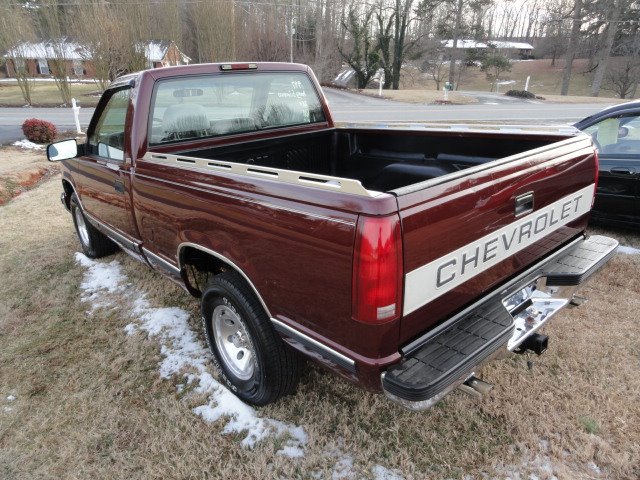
[148,72,326,145]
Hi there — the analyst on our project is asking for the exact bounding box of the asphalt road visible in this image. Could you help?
[0,106,94,145]
[0,88,610,144]
[323,88,605,124]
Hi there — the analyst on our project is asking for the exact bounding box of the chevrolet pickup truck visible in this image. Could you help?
[47,62,618,409]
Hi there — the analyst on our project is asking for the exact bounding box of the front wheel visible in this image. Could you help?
[70,193,118,259]
[201,271,302,406]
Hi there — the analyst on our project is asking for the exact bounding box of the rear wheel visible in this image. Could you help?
[70,193,118,258]
[201,271,302,406]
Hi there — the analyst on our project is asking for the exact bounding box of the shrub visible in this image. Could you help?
[21,118,57,143]
[505,90,536,99]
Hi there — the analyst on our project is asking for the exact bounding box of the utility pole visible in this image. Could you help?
[290,15,294,63]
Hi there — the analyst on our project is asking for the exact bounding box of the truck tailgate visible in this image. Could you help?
[397,135,597,343]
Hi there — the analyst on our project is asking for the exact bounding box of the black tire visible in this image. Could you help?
[201,271,302,406]
[70,193,118,259]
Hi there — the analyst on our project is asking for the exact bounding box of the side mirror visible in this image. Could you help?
[47,139,78,162]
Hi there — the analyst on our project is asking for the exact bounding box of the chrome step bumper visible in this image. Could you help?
[382,235,618,410]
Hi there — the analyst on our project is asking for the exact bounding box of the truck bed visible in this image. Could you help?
[170,126,576,194]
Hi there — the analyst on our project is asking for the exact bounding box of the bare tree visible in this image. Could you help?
[73,1,128,90]
[37,0,73,104]
[237,3,288,62]
[448,0,464,84]
[603,57,640,98]
[421,42,448,90]
[0,0,37,105]
[560,0,584,95]
[186,0,236,63]
[590,0,625,96]
[375,1,395,90]
[338,6,380,89]
[391,0,416,89]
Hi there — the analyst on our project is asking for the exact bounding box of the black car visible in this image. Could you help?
[575,100,640,229]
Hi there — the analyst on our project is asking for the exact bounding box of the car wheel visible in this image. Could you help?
[70,193,118,259]
[201,271,302,406]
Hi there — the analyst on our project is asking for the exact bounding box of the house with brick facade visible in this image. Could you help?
[3,39,190,79]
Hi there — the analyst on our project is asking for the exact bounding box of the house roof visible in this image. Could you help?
[144,40,171,62]
[143,40,191,63]
[441,40,534,50]
[4,39,85,60]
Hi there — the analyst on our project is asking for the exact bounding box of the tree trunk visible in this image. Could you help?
[560,0,583,96]
[591,0,623,97]
[448,0,464,85]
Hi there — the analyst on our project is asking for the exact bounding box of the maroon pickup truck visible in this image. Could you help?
[47,62,617,409]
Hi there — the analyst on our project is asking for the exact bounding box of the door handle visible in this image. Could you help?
[114,179,125,193]
[515,192,534,217]
[610,167,635,175]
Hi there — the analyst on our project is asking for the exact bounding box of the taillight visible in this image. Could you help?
[592,148,599,207]
[352,214,403,324]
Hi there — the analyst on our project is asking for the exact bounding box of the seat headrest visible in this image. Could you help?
[162,103,209,134]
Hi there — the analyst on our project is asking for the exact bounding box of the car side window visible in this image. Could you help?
[88,88,130,161]
[583,114,640,157]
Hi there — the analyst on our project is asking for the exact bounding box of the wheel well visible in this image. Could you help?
[180,246,232,297]
[178,245,271,317]
[62,179,74,209]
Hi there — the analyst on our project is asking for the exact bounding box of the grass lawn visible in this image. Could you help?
[400,58,640,100]
[0,81,102,107]
[361,89,477,105]
[1,148,639,479]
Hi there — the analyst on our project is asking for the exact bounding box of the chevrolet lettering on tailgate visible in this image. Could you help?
[404,184,595,315]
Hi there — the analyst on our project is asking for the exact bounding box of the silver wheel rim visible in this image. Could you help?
[212,304,255,380]
[74,207,90,246]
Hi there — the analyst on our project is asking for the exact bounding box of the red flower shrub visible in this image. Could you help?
[21,118,57,143]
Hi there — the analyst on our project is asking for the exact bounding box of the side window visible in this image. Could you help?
[583,114,640,157]
[89,88,130,161]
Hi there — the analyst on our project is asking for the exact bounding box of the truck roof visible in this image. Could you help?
[112,62,312,86]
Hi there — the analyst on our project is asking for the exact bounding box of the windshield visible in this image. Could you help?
[149,72,326,145]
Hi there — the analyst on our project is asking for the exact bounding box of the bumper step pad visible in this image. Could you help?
[383,301,514,402]
[542,235,618,286]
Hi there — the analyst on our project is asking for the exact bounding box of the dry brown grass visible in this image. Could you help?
[0,81,101,107]
[1,153,639,479]
[360,89,478,105]
[534,95,628,105]
[0,147,60,204]
[399,59,640,100]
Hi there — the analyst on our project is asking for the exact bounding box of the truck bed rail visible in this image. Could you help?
[142,152,378,197]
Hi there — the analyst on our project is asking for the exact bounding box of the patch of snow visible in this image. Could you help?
[124,323,137,335]
[74,253,126,294]
[331,453,354,480]
[6,395,16,401]
[372,464,405,480]
[12,139,44,150]
[618,245,640,255]
[75,254,307,456]
[3,406,14,413]
[587,462,601,475]
[74,253,127,311]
